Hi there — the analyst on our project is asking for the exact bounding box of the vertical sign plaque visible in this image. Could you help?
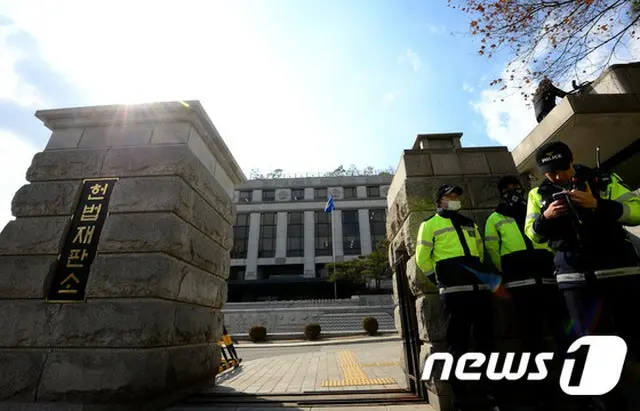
[46,178,118,303]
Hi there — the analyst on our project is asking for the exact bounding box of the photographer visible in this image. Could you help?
[525,141,640,411]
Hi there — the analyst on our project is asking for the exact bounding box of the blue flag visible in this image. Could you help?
[324,195,335,213]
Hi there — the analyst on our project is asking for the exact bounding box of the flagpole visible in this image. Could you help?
[331,209,337,299]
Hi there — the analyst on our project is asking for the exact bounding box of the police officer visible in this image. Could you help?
[525,141,640,410]
[416,185,500,411]
[485,176,570,410]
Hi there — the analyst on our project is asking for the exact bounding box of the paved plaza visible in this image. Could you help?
[208,342,407,395]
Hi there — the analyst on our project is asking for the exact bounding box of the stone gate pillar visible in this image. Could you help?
[0,101,245,410]
[387,133,519,411]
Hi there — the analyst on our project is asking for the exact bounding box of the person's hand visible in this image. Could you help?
[570,184,598,209]
[543,200,568,219]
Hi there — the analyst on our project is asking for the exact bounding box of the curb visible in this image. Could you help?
[235,335,402,348]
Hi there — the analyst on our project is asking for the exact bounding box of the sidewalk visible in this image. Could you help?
[236,335,401,348]
[209,342,407,394]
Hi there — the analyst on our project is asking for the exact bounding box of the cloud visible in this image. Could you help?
[383,91,397,105]
[462,82,474,93]
[0,130,38,231]
[398,49,422,72]
[0,22,41,107]
[426,23,445,34]
[471,60,538,149]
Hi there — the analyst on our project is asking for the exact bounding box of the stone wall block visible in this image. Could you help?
[109,176,194,220]
[406,255,438,296]
[98,213,188,257]
[458,152,490,175]
[37,349,169,402]
[187,225,230,278]
[45,127,84,150]
[391,273,399,305]
[416,295,446,343]
[151,122,191,144]
[88,253,226,308]
[430,153,462,175]
[0,217,70,255]
[177,265,228,309]
[166,344,220,390]
[191,191,233,250]
[427,388,454,411]
[79,124,153,148]
[465,176,500,209]
[485,151,517,174]
[393,304,403,336]
[0,255,57,298]
[404,153,434,177]
[473,210,495,235]
[87,253,181,300]
[173,305,223,345]
[0,351,48,401]
[420,342,452,396]
[182,149,236,223]
[26,149,108,182]
[101,145,235,223]
[12,181,82,217]
[401,211,434,256]
[0,300,177,347]
[101,145,186,179]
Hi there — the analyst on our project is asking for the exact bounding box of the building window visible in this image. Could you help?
[231,214,250,259]
[292,189,305,201]
[343,187,357,199]
[229,266,245,281]
[315,188,327,200]
[262,190,275,202]
[315,211,332,256]
[366,186,380,198]
[342,210,361,255]
[369,209,387,250]
[259,212,277,258]
[287,212,304,257]
[239,191,252,202]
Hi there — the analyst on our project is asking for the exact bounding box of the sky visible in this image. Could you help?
[0,0,632,230]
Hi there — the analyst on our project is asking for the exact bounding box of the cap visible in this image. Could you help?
[435,184,463,203]
[497,176,522,193]
[536,141,573,173]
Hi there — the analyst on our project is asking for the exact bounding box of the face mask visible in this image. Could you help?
[502,188,526,206]
[446,200,462,211]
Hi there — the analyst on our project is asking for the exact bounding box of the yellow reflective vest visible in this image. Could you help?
[484,210,555,281]
[416,213,485,287]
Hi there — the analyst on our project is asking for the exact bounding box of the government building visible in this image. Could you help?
[228,175,393,301]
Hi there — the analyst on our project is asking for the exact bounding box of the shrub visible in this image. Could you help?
[304,323,322,340]
[249,325,267,342]
[362,316,379,336]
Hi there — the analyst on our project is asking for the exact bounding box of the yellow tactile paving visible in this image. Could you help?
[321,350,397,387]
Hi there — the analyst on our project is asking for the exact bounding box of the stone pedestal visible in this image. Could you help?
[0,101,245,410]
[388,133,518,411]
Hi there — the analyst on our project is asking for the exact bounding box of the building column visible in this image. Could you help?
[304,211,315,277]
[358,208,373,254]
[304,187,315,200]
[332,209,344,258]
[245,212,261,280]
[356,186,367,198]
[275,212,287,259]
